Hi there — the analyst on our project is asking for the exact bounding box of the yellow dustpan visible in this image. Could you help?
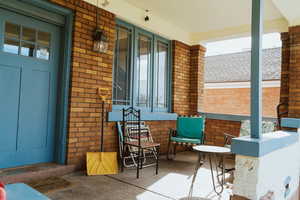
[86,89,118,176]
[86,152,118,175]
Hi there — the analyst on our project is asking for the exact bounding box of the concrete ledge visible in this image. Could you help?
[108,111,178,121]
[231,131,299,157]
[282,118,300,129]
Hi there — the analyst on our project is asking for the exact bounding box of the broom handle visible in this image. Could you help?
[100,101,104,152]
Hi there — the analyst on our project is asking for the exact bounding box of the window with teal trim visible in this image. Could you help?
[154,41,168,111]
[112,20,171,112]
[136,33,152,109]
[113,25,132,106]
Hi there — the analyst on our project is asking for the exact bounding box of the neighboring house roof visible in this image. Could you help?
[205,47,281,83]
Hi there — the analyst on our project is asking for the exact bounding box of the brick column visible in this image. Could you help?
[279,32,290,116]
[172,40,192,115]
[288,26,300,118]
[190,45,206,115]
[172,41,206,116]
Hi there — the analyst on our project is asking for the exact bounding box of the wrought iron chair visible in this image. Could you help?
[277,102,289,130]
[167,116,205,160]
[117,121,158,168]
[219,133,236,174]
[121,107,160,178]
[220,120,276,173]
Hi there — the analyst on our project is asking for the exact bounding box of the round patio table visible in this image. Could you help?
[188,145,231,197]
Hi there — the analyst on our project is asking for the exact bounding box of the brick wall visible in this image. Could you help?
[280,32,290,109]
[204,87,280,118]
[49,0,116,168]
[172,41,206,115]
[204,119,241,146]
[46,1,206,168]
[288,26,300,118]
[279,26,300,118]
[190,45,206,114]
[172,41,192,115]
[278,32,290,121]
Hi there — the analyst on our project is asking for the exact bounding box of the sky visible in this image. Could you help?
[205,32,282,57]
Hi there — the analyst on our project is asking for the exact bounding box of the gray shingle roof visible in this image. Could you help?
[205,48,281,83]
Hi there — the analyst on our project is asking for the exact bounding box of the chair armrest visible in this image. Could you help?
[224,133,236,146]
[224,133,236,139]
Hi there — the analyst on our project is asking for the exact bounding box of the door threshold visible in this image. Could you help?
[0,163,76,184]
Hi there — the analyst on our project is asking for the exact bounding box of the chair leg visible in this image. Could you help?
[156,146,160,175]
[140,149,144,169]
[173,143,177,159]
[121,144,125,172]
[167,140,173,160]
[137,147,141,179]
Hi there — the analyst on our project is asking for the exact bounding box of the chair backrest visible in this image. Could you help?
[239,120,276,137]
[277,102,288,130]
[176,117,204,140]
[117,121,148,142]
[122,107,142,144]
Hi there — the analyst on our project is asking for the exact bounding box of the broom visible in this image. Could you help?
[86,89,118,176]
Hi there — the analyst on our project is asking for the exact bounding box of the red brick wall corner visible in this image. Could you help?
[279,32,290,117]
[287,26,300,118]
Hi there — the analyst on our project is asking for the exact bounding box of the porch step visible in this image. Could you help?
[0,163,76,184]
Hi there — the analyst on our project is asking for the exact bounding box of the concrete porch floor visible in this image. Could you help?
[47,151,234,200]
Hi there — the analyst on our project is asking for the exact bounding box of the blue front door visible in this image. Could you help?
[0,9,61,168]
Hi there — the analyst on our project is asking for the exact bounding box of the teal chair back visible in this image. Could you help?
[176,117,204,141]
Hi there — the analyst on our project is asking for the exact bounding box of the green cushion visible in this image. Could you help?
[176,117,204,139]
[171,137,202,144]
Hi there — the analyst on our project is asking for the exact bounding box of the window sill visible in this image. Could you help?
[108,111,178,122]
[199,112,276,122]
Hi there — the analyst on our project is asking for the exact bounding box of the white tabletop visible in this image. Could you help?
[193,145,231,154]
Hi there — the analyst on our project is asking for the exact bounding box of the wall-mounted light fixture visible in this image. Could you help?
[93,0,108,53]
[93,28,108,53]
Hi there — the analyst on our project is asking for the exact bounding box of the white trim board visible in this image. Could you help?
[205,80,280,89]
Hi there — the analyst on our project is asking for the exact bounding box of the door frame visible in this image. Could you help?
[0,0,74,165]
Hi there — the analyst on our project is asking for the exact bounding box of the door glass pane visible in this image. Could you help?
[22,27,36,42]
[5,23,20,39]
[3,38,19,54]
[37,46,50,60]
[21,42,35,57]
[154,41,168,109]
[113,26,131,105]
[136,34,151,108]
[38,31,51,46]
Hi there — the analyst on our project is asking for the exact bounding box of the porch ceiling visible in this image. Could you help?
[272,0,300,26]
[84,0,298,44]
[126,0,283,33]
